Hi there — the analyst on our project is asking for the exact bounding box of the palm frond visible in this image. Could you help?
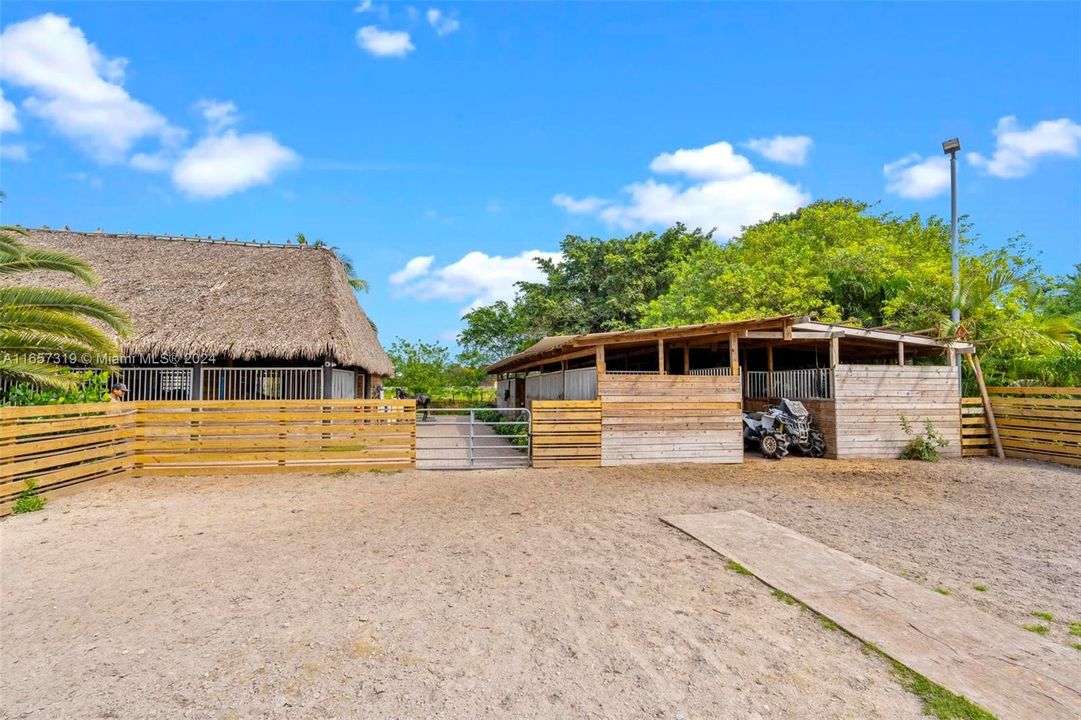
[0,358,81,391]
[0,286,132,335]
[0,246,98,284]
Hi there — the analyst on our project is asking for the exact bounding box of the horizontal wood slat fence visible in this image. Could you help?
[985,387,1081,467]
[2,399,416,514]
[1,403,137,515]
[960,397,993,457]
[530,401,601,468]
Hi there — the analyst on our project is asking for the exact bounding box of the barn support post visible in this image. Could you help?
[683,341,690,375]
[766,343,774,397]
[897,342,905,366]
[966,353,1005,459]
[321,362,334,400]
[728,333,739,374]
[658,339,666,375]
[596,345,606,375]
[191,362,203,400]
[829,336,840,368]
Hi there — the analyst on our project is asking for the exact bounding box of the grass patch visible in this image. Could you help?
[1068,621,1081,637]
[1029,611,1054,622]
[12,479,46,514]
[885,655,996,720]
[1022,623,1050,635]
[724,560,753,576]
[934,587,952,596]
[771,588,798,606]
[819,616,840,632]
[1069,643,1081,652]
[972,584,987,592]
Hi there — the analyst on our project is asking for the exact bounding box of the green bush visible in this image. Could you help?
[899,415,949,461]
[12,479,46,514]
[474,408,530,447]
[1,369,111,407]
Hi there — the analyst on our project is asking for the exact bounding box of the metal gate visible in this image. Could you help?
[415,407,531,470]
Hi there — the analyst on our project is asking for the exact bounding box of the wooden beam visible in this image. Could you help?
[744,331,839,340]
[596,345,606,375]
[897,342,905,366]
[766,343,774,397]
[683,341,690,375]
[728,332,739,374]
[829,336,840,368]
[966,353,1004,459]
[657,338,666,375]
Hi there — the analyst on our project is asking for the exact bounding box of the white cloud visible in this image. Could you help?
[0,88,19,132]
[195,99,239,133]
[968,116,1081,179]
[389,255,435,284]
[389,249,562,312]
[555,140,810,239]
[129,150,172,172]
[883,153,950,200]
[744,135,813,166]
[0,13,177,162]
[1,143,29,161]
[552,193,609,214]
[649,141,753,179]
[426,9,460,36]
[172,130,298,199]
[600,175,809,238]
[354,0,390,20]
[356,26,414,58]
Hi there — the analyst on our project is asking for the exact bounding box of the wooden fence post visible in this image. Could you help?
[965,353,1004,459]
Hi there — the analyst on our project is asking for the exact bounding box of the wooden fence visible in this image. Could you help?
[1,399,416,514]
[1,403,137,515]
[960,397,993,457]
[985,387,1081,467]
[530,400,601,468]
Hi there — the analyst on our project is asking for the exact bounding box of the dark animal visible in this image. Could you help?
[395,387,431,420]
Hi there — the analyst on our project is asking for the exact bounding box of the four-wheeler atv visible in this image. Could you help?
[742,398,827,460]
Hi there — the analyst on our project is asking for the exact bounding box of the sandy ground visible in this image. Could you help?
[2,457,1079,719]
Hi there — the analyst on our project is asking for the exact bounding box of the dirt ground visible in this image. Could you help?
[2,457,1078,719]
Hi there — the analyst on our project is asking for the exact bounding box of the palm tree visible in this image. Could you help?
[0,226,132,390]
[294,231,369,292]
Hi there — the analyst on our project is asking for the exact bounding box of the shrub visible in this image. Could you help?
[1,369,111,407]
[899,415,949,461]
[11,479,46,514]
[474,408,530,447]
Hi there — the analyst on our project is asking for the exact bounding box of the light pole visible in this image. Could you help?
[942,137,961,387]
[942,138,961,326]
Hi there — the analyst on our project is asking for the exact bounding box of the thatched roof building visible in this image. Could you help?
[17,228,394,376]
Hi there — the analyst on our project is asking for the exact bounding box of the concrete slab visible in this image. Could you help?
[663,510,1081,720]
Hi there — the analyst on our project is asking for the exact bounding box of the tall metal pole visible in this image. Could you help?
[950,150,960,326]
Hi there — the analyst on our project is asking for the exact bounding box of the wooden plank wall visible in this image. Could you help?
[960,397,992,457]
[0,403,136,515]
[598,375,742,466]
[744,398,838,459]
[833,365,961,459]
[986,387,1081,467]
[530,400,601,468]
[134,400,416,476]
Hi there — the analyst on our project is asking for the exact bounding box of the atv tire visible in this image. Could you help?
[807,428,827,458]
[760,433,787,460]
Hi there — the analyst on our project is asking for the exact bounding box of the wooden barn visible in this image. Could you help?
[487,316,972,465]
[13,228,394,400]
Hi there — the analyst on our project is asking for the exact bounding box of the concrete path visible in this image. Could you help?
[662,510,1081,720]
[415,415,528,470]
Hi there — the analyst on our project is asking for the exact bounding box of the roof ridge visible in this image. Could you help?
[20,226,322,250]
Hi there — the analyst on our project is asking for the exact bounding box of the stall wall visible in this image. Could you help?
[833,365,960,459]
[598,374,742,466]
[744,398,838,459]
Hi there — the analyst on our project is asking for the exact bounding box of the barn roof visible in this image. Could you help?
[13,228,394,375]
[486,315,972,374]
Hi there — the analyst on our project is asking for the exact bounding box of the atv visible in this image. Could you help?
[743,398,827,460]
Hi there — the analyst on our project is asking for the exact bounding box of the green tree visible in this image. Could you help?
[386,338,451,396]
[0,227,131,390]
[458,300,532,367]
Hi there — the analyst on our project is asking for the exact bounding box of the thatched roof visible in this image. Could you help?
[14,228,394,375]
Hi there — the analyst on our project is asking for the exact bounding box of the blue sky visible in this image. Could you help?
[1,2,1079,350]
